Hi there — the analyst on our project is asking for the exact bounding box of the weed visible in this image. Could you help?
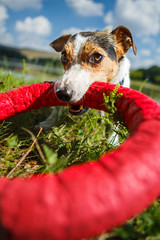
[103,84,128,143]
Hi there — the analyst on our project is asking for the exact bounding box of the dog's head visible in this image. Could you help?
[50,26,136,115]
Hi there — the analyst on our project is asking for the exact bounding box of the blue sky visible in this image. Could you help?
[0,0,160,69]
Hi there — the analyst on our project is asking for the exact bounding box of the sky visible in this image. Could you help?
[0,0,160,69]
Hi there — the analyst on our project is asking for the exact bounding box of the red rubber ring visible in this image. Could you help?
[0,82,160,240]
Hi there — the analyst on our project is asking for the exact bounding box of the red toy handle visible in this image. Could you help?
[0,81,160,240]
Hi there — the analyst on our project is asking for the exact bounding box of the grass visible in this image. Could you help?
[0,70,160,239]
[0,71,128,177]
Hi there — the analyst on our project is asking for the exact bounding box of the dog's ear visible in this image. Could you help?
[50,34,71,52]
[111,26,137,58]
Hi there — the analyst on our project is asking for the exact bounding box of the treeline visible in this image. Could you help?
[130,66,160,84]
[0,46,27,60]
[0,45,62,69]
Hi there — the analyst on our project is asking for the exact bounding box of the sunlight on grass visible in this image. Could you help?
[0,71,129,177]
[0,71,160,240]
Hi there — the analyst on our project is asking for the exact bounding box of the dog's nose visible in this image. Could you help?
[56,87,72,102]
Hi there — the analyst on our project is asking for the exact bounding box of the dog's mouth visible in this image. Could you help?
[68,104,89,116]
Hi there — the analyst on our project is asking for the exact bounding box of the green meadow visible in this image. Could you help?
[0,69,160,239]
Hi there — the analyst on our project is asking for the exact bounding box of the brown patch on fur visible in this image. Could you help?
[81,42,97,62]
[112,26,137,59]
[62,41,74,71]
[81,42,119,82]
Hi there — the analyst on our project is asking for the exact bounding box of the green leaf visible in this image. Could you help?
[43,145,57,168]
[7,135,18,148]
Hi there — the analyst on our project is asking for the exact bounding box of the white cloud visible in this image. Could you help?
[15,16,51,36]
[141,37,153,45]
[61,27,97,36]
[104,11,113,25]
[15,33,50,51]
[140,49,151,57]
[0,5,13,45]
[66,0,104,16]
[127,51,156,69]
[139,59,156,68]
[104,0,160,37]
[15,16,52,50]
[0,4,8,20]
[0,0,42,10]
[155,54,160,62]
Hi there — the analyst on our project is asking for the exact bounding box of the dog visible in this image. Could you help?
[36,26,136,130]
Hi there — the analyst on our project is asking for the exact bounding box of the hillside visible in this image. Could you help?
[20,48,59,60]
[0,45,59,60]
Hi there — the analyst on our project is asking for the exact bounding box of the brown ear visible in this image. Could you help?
[50,34,71,52]
[111,26,137,58]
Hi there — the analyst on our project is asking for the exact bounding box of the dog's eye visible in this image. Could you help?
[61,50,68,64]
[89,52,103,64]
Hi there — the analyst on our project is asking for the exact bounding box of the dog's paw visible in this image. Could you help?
[34,106,65,132]
[34,121,54,132]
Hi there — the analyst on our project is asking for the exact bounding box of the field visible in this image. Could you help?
[0,71,129,178]
[19,48,59,60]
[0,70,160,239]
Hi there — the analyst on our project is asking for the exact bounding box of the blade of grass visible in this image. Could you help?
[6,127,43,178]
[139,78,149,92]
[21,127,46,164]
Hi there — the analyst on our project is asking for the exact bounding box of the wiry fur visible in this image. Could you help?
[36,26,136,130]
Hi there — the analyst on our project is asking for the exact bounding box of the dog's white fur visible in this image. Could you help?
[73,34,89,57]
[36,26,136,130]
[112,56,130,88]
[36,55,130,130]
[55,64,91,103]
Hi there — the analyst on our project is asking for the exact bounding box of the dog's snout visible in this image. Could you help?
[56,87,72,102]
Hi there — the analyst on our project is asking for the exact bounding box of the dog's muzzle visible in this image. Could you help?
[55,87,89,116]
[56,87,72,102]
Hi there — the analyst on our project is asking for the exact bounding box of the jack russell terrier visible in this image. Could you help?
[37,25,136,130]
